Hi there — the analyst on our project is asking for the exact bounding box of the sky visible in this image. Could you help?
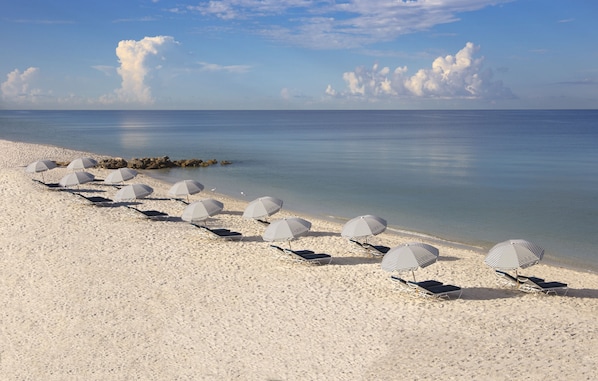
[1,0,597,110]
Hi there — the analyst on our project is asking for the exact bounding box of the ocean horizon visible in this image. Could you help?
[2,109,597,272]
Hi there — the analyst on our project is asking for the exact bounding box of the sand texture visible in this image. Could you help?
[1,139,597,380]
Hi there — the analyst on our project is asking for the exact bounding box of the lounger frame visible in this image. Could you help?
[390,276,462,300]
[349,239,390,257]
[494,270,568,295]
[195,225,243,241]
[269,245,332,265]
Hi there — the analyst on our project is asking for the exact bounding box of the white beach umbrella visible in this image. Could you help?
[262,217,311,248]
[168,180,204,202]
[26,160,57,182]
[104,168,138,184]
[341,215,387,241]
[114,184,153,202]
[181,198,224,223]
[242,196,284,220]
[67,157,98,171]
[59,171,95,187]
[484,239,544,275]
[381,242,439,281]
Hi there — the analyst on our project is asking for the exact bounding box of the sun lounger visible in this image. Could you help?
[126,206,169,220]
[32,179,63,190]
[194,224,243,241]
[494,270,568,295]
[517,275,568,295]
[407,280,462,300]
[73,192,114,207]
[269,245,332,265]
[349,239,390,257]
[494,270,520,288]
[390,276,459,299]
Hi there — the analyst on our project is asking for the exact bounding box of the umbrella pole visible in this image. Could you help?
[412,270,416,282]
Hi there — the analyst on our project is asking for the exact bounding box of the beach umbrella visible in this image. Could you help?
[242,196,283,220]
[26,160,57,182]
[114,184,153,202]
[341,215,387,241]
[168,179,204,202]
[58,171,95,188]
[181,198,224,223]
[67,157,98,171]
[381,242,439,281]
[104,168,138,185]
[262,217,311,249]
[484,239,544,277]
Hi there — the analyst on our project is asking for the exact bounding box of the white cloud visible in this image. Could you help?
[1,67,42,103]
[327,42,515,101]
[103,35,178,105]
[92,65,115,76]
[186,0,513,49]
[197,62,251,73]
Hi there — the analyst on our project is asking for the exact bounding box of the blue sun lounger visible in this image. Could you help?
[390,276,462,299]
[269,245,332,265]
[194,224,243,241]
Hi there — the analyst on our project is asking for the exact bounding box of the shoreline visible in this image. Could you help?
[2,138,598,379]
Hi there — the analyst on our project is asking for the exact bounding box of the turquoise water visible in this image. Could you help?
[2,110,597,270]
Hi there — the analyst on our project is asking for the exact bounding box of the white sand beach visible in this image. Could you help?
[1,139,598,380]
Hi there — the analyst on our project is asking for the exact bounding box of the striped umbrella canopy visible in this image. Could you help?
[262,217,311,249]
[242,196,284,220]
[114,184,153,202]
[104,168,138,184]
[381,242,439,281]
[67,157,98,171]
[59,171,95,187]
[484,239,544,273]
[181,198,224,222]
[26,160,57,182]
[168,180,204,202]
[341,214,387,241]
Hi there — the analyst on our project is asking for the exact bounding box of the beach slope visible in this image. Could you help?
[1,139,597,380]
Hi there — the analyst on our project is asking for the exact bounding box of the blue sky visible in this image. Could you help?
[1,0,597,110]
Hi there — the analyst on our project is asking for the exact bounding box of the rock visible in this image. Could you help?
[128,156,175,170]
[99,158,128,169]
[98,156,231,170]
[173,159,204,168]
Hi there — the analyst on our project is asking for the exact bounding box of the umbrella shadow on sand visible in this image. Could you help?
[458,287,524,301]
[562,288,598,299]
[333,256,382,266]
[309,230,341,238]
[438,255,460,262]
[459,286,598,300]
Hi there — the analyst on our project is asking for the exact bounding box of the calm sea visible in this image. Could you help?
[2,110,597,271]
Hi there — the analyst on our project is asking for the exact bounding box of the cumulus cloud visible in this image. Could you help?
[102,35,178,105]
[187,0,513,49]
[1,67,42,103]
[326,42,514,101]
